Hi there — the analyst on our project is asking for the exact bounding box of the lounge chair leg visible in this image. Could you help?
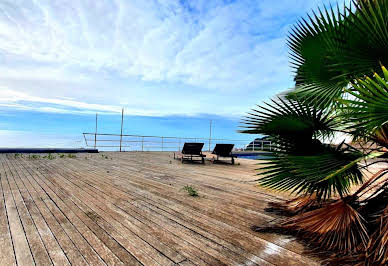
[181,157,184,163]
[232,157,235,165]
[202,157,205,164]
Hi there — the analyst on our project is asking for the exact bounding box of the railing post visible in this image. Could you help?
[178,138,181,151]
[120,108,124,152]
[142,137,144,152]
[261,141,264,150]
[94,113,98,149]
[209,120,212,152]
[253,141,255,151]
[161,137,164,152]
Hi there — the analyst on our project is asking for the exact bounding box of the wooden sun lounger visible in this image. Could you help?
[174,143,206,164]
[211,144,236,164]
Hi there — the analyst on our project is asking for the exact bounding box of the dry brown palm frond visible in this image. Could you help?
[355,169,388,199]
[282,199,369,253]
[323,253,365,266]
[365,206,388,265]
[373,125,388,149]
[266,194,319,216]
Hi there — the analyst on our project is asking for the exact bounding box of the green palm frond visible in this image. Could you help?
[341,0,388,75]
[288,3,349,106]
[258,143,365,200]
[290,0,388,107]
[240,97,339,153]
[339,66,388,144]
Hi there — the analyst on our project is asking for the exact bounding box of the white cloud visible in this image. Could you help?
[0,0,336,117]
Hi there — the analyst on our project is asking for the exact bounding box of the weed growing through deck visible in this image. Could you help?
[59,154,65,158]
[101,154,109,159]
[183,185,199,197]
[67,154,76,158]
[28,154,40,159]
[43,153,56,160]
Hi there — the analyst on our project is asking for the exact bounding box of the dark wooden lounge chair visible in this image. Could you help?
[174,143,206,164]
[211,144,236,164]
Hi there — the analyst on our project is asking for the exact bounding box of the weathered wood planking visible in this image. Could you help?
[0,152,321,266]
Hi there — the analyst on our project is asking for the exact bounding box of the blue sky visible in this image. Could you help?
[0,0,339,148]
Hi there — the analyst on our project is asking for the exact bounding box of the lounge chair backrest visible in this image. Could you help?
[212,144,234,157]
[182,143,204,155]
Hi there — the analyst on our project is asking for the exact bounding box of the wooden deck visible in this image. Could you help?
[0,152,321,265]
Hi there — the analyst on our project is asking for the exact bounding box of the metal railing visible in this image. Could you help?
[83,133,272,152]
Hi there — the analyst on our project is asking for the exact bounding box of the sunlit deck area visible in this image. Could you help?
[0,152,321,265]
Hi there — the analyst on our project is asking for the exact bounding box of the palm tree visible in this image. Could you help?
[241,0,388,263]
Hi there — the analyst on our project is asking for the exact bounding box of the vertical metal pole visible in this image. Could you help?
[209,120,212,151]
[94,113,98,149]
[253,140,255,151]
[120,108,124,152]
[178,138,181,151]
[142,137,144,152]
[261,141,264,150]
[161,137,164,152]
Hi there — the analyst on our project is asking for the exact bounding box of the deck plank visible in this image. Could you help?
[18,157,139,265]
[27,159,167,265]
[2,157,52,265]
[13,159,124,265]
[9,158,88,265]
[0,158,35,265]
[0,160,17,266]
[0,152,323,266]
[8,158,71,266]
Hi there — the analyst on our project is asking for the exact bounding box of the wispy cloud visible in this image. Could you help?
[0,0,334,117]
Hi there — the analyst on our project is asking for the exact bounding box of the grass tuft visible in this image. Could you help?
[44,153,56,160]
[183,185,199,197]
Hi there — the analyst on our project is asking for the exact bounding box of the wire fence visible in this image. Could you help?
[83,133,272,152]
